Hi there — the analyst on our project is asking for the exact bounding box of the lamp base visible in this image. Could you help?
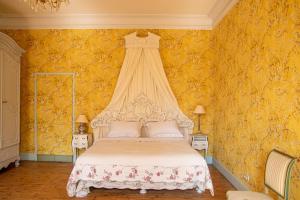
[78,123,86,134]
[197,114,201,133]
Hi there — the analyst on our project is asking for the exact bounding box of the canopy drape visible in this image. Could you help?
[91,32,193,128]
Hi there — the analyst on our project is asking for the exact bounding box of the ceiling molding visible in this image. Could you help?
[209,0,239,28]
[0,1,239,30]
[0,13,212,30]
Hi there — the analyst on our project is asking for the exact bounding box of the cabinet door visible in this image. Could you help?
[1,51,20,148]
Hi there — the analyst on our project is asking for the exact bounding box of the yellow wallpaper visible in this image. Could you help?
[212,0,300,199]
[36,76,73,155]
[1,29,214,156]
[2,1,299,197]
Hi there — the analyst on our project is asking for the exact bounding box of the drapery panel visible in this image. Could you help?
[91,32,192,128]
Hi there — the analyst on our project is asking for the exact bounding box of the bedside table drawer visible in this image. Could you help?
[72,134,89,149]
[72,140,88,148]
[192,142,208,150]
[73,135,88,140]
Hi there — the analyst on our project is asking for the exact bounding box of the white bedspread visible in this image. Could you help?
[67,139,214,197]
[76,139,206,167]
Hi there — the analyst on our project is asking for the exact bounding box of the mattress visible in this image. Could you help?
[76,139,206,166]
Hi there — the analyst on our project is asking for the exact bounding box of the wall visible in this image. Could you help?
[2,0,300,197]
[35,75,73,155]
[1,29,214,156]
[212,0,300,199]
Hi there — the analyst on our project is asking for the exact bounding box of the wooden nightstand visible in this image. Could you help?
[72,133,90,161]
[191,133,208,159]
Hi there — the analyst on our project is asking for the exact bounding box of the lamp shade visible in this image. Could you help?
[193,105,205,114]
[76,114,88,123]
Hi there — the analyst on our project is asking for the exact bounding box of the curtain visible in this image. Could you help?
[92,32,192,127]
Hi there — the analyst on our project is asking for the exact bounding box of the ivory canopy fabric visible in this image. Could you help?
[91,32,193,128]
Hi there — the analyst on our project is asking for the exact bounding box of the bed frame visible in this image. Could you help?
[65,95,215,197]
[83,94,198,195]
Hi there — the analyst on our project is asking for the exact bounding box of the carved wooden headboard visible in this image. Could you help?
[91,94,193,142]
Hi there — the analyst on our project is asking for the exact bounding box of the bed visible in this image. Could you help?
[67,117,214,198]
[66,32,214,197]
[67,138,213,197]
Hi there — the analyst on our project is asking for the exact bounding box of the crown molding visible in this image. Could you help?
[0,1,239,30]
[0,13,213,30]
[209,0,239,28]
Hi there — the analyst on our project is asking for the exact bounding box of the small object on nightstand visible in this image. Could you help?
[193,105,206,133]
[194,105,205,133]
[72,133,90,161]
[76,114,89,134]
[192,133,208,160]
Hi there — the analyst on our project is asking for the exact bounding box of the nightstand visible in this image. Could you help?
[72,133,90,161]
[191,133,208,159]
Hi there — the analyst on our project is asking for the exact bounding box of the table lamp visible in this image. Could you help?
[193,105,205,133]
[76,114,89,134]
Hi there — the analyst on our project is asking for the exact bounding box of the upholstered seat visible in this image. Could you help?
[226,150,296,200]
[227,191,273,200]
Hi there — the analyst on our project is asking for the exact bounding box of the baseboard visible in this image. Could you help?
[20,153,36,161]
[37,154,73,162]
[206,156,213,164]
[213,158,249,191]
[20,153,72,163]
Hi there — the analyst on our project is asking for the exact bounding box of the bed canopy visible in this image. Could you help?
[91,32,193,138]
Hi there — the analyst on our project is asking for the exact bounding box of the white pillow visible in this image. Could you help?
[107,121,141,138]
[146,121,183,138]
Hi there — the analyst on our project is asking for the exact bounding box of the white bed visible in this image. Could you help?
[67,32,214,197]
[67,138,214,197]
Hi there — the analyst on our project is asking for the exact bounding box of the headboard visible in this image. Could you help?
[91,94,193,142]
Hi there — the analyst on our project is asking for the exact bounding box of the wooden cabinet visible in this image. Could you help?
[0,32,24,170]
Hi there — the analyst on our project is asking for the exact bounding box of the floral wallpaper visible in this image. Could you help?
[0,29,214,156]
[1,0,299,198]
[36,75,73,155]
[212,0,300,199]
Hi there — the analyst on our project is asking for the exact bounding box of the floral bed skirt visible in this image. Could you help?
[67,164,214,197]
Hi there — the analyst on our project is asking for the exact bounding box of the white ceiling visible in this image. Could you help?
[0,0,239,29]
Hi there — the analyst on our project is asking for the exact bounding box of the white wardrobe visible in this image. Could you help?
[0,32,24,170]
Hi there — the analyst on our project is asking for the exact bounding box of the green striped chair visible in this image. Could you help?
[227,149,296,200]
